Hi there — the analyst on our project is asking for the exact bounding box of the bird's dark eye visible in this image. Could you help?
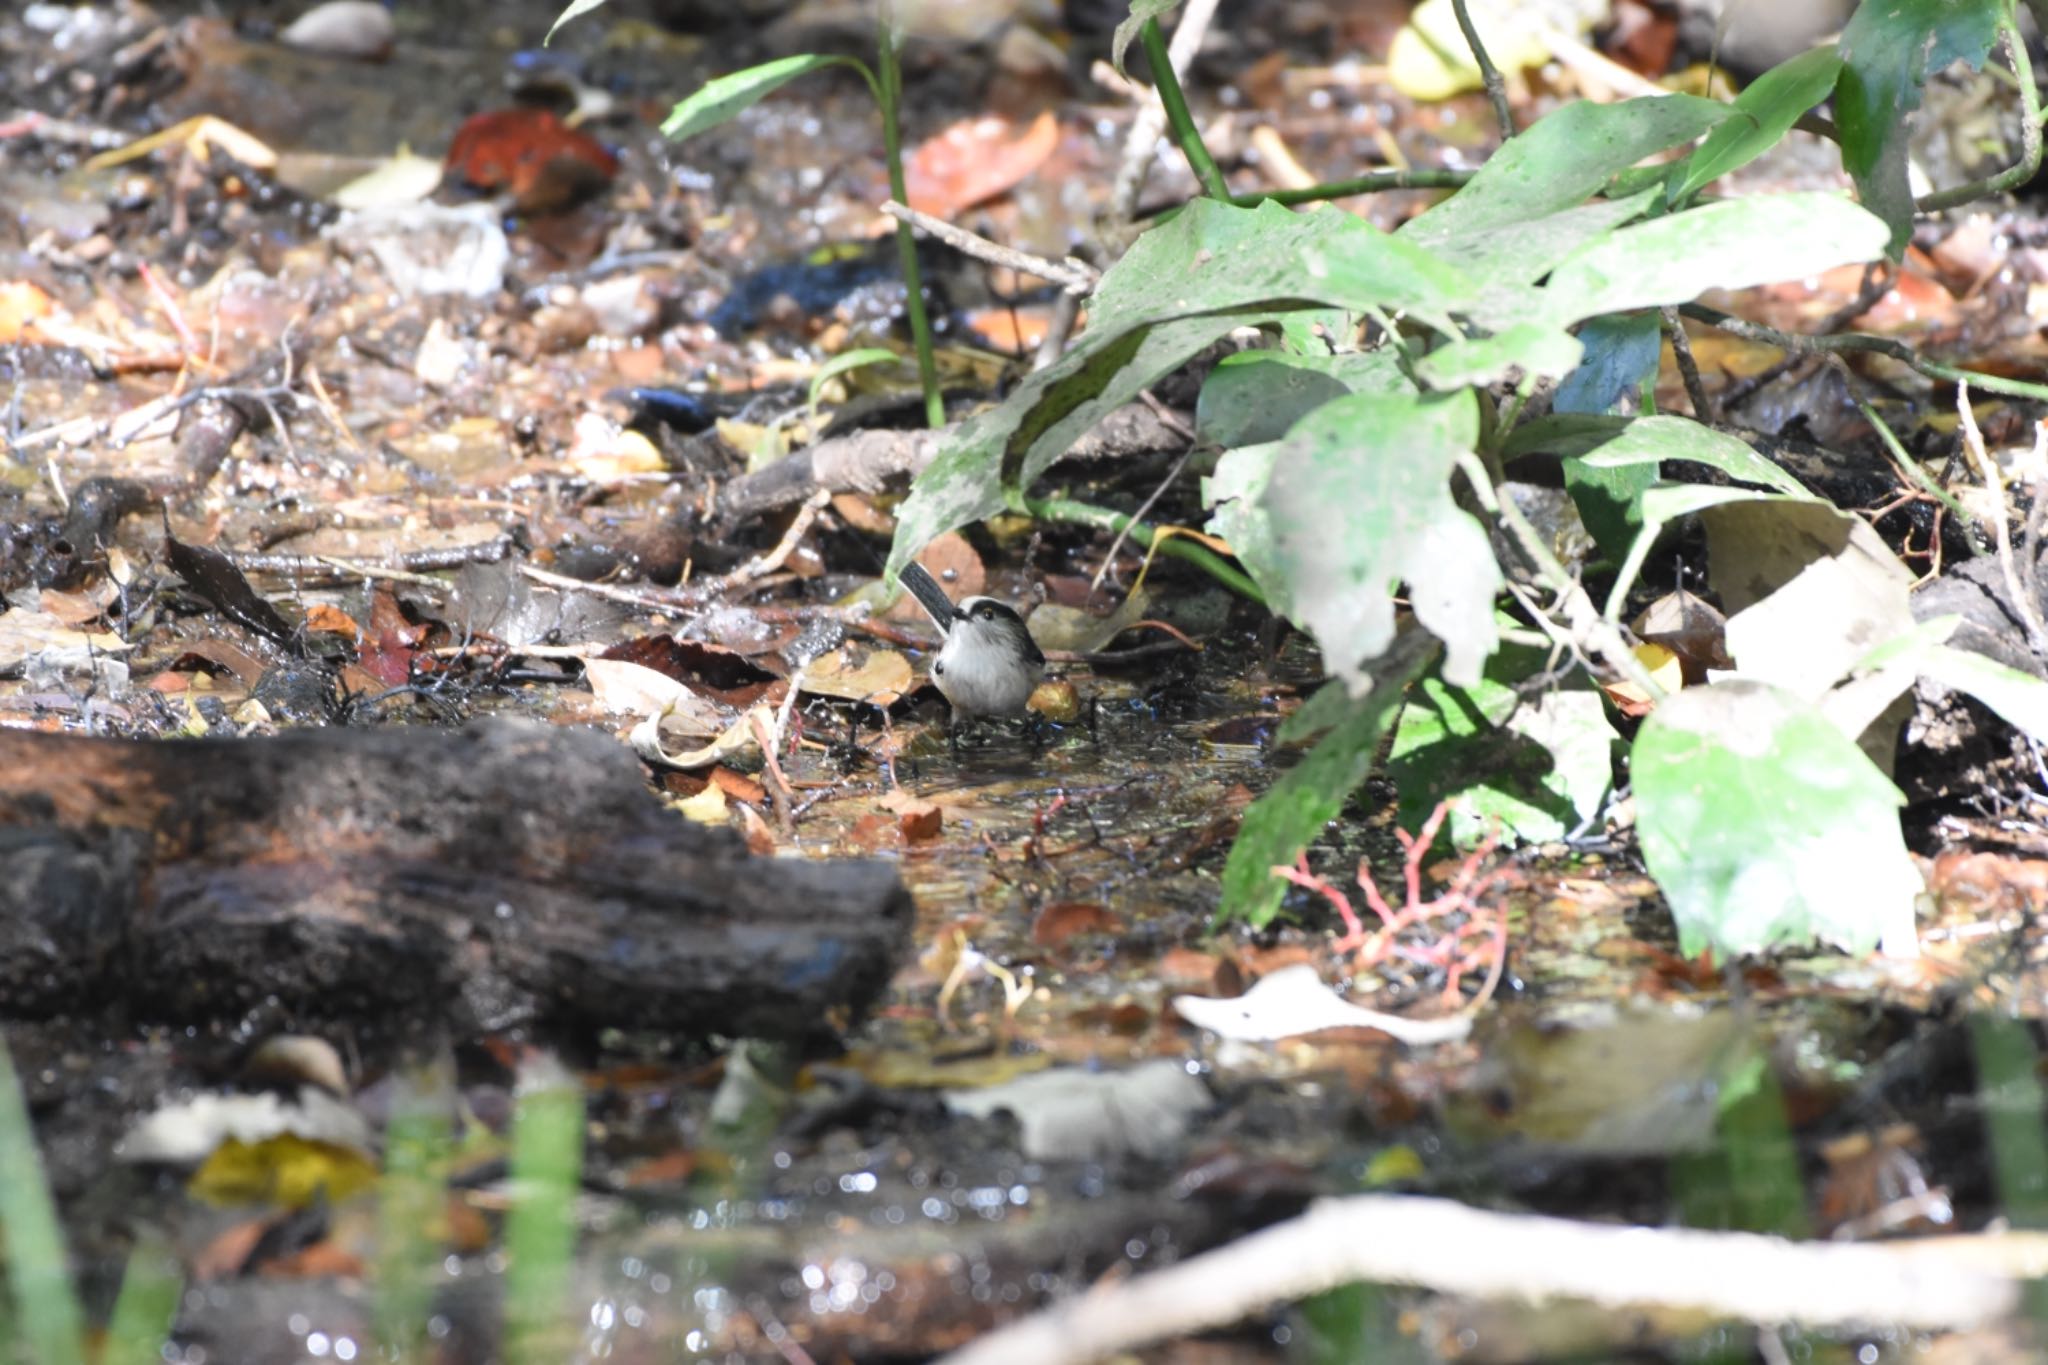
[978,605,996,620]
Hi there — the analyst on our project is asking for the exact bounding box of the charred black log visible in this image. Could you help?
[0,720,911,1039]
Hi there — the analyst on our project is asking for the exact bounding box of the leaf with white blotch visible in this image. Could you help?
[887,200,1473,580]
[661,55,864,143]
[1634,680,1920,959]
[1263,388,1497,689]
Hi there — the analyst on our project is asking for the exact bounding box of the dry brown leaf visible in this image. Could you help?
[904,110,1059,218]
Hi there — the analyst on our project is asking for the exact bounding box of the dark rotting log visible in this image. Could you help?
[0,719,912,1039]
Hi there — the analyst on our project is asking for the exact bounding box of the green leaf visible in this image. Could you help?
[1218,640,1438,926]
[1541,193,1890,325]
[661,55,866,142]
[1414,323,1582,390]
[1195,349,1409,449]
[1634,680,1920,958]
[1837,0,2008,257]
[887,200,1473,577]
[1400,95,1734,259]
[544,0,610,45]
[1263,388,1499,688]
[1388,635,1618,848]
[1575,415,1812,499]
[1112,0,1183,75]
[1669,47,1845,204]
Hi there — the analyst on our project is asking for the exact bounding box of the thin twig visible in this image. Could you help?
[1662,306,1713,425]
[232,535,517,578]
[1956,384,2048,657]
[1451,0,1516,141]
[879,201,1097,295]
[1716,262,1893,413]
[1681,302,2048,404]
[1091,449,1189,594]
[749,708,796,836]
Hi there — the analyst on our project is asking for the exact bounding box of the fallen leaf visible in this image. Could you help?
[800,643,914,704]
[880,788,943,842]
[1030,901,1123,951]
[0,280,54,343]
[1173,964,1472,1045]
[904,110,1059,218]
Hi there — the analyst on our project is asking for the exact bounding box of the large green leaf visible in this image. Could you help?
[661,55,867,142]
[1218,639,1437,926]
[1540,193,1890,326]
[1668,47,1845,204]
[1836,0,2009,258]
[1400,95,1732,259]
[887,201,1473,576]
[1635,680,1921,959]
[1388,634,1618,849]
[1262,389,1498,688]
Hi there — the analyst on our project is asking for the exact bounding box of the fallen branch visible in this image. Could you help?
[939,1195,2040,1365]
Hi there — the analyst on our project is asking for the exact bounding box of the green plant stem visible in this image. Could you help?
[1226,167,1474,208]
[874,9,944,429]
[1917,21,2041,211]
[1140,18,1231,201]
[1679,302,2048,403]
[1450,0,1516,141]
[1024,494,1264,603]
[1855,399,1980,545]
[0,1042,85,1365]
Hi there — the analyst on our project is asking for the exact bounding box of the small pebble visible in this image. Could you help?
[279,0,395,60]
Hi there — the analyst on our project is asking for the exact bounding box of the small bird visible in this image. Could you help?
[897,561,1045,721]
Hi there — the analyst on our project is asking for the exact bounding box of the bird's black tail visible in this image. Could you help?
[897,561,959,631]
